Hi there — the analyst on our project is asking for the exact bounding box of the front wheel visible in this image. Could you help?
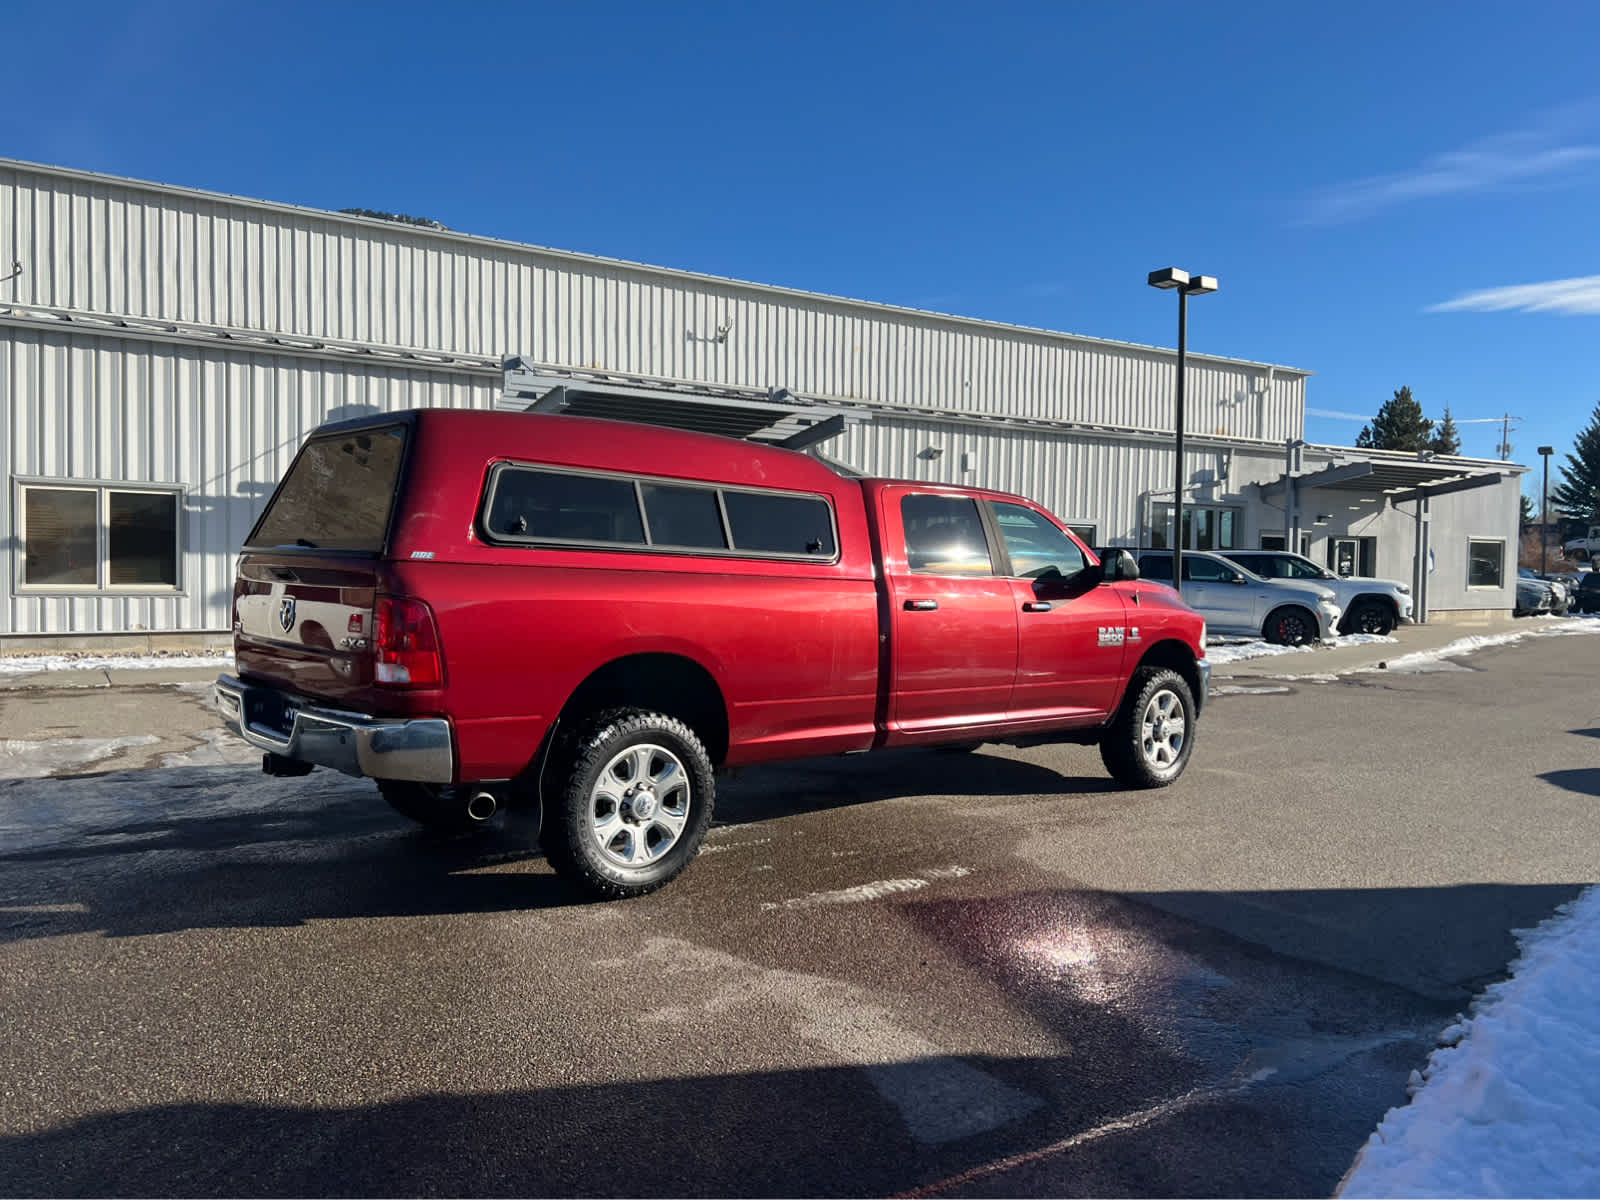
[1100,667,1197,789]
[1346,600,1396,636]
[542,708,716,899]
[1264,605,1317,646]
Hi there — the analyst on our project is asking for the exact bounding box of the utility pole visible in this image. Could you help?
[1495,412,1521,461]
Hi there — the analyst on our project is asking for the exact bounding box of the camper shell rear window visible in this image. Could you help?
[249,424,409,553]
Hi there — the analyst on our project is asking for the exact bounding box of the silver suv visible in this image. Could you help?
[1136,550,1342,645]
[1221,550,1413,636]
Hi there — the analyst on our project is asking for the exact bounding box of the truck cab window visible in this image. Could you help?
[901,494,994,575]
[991,501,1086,581]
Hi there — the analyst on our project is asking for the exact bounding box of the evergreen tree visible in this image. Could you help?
[1520,493,1535,527]
[1552,401,1600,522]
[1361,386,1434,452]
[1429,407,1462,455]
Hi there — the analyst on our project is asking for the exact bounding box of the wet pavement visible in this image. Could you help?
[1,627,1597,1196]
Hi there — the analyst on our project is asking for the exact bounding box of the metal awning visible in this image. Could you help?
[500,357,868,449]
[1255,458,1506,501]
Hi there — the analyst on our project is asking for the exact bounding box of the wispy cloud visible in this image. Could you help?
[1307,407,1373,421]
[1428,274,1600,315]
[1300,103,1600,225]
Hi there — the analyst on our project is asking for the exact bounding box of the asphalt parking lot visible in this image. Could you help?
[2,622,1597,1197]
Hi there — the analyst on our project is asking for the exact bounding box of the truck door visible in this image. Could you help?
[988,500,1129,721]
[880,488,1018,738]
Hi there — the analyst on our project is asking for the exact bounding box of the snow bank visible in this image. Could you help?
[1340,886,1600,1198]
[0,652,232,675]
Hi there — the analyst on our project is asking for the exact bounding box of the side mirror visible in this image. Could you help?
[1230,572,1248,585]
[1100,548,1140,582]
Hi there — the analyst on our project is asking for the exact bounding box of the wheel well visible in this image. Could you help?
[1349,593,1397,615]
[1134,639,1203,706]
[560,653,730,764]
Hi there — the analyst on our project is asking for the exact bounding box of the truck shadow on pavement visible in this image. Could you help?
[0,749,1108,942]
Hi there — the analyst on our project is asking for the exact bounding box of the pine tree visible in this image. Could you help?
[1552,401,1600,522]
[1429,407,1462,455]
[1520,493,1535,527]
[1355,424,1375,449]
[1362,386,1434,452]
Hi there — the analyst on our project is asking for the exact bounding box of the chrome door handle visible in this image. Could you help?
[1022,601,1053,612]
[903,599,939,611]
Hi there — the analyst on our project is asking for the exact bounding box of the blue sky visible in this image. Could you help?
[8,0,1600,498]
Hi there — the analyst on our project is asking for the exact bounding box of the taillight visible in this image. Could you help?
[373,596,443,687]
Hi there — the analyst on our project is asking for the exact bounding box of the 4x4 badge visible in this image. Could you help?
[278,596,297,634]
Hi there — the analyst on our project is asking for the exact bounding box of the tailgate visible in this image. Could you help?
[234,555,382,701]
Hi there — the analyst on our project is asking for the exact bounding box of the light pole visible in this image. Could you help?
[1147,268,1219,589]
[1538,445,1554,574]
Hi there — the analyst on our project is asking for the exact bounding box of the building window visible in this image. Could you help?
[1467,539,1504,588]
[1066,523,1097,547]
[19,482,182,591]
[1148,503,1239,551]
[1260,532,1311,555]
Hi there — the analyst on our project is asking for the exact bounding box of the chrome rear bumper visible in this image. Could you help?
[214,674,453,784]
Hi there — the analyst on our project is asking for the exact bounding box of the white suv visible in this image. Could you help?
[1221,550,1413,636]
[1135,550,1342,645]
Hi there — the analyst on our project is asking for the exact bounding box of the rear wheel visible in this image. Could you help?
[542,708,715,899]
[1100,667,1196,788]
[1346,600,1396,636]
[1263,605,1317,646]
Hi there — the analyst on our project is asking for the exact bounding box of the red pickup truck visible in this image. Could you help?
[216,409,1209,897]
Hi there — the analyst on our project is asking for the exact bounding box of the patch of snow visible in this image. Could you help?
[1361,619,1600,676]
[0,651,232,675]
[0,735,161,778]
[1339,885,1600,1198]
[1204,641,1318,665]
[761,866,971,911]
[159,728,260,768]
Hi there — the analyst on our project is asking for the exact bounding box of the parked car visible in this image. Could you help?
[1535,571,1578,614]
[1518,568,1569,615]
[216,409,1210,898]
[1576,572,1600,614]
[1134,550,1341,645]
[1219,549,1412,636]
[1514,572,1555,617]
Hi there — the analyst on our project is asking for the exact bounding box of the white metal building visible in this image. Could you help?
[0,158,1523,650]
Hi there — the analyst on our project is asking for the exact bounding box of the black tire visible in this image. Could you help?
[541,708,715,900]
[1100,666,1197,789]
[1346,599,1396,636]
[379,781,499,833]
[1263,605,1317,646]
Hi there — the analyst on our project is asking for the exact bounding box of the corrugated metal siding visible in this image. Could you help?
[829,418,1280,547]
[2,328,495,635]
[2,164,1306,444]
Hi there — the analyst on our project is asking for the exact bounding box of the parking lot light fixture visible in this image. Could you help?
[1539,445,1555,573]
[1147,267,1220,587]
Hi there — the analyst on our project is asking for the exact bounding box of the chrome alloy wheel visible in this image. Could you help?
[1138,687,1187,771]
[589,742,692,871]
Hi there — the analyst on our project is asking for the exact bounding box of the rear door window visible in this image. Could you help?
[901,494,994,575]
[251,425,408,552]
